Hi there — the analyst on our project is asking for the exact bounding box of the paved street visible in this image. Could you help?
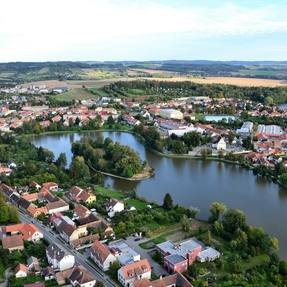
[19,211,117,287]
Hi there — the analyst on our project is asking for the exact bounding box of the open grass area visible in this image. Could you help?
[140,223,184,249]
[52,87,96,102]
[125,198,147,210]
[95,186,125,200]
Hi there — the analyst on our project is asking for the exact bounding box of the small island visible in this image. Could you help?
[71,137,153,180]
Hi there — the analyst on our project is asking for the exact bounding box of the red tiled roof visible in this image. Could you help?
[90,240,111,264]
[120,259,151,280]
[15,263,28,274]
[2,235,24,250]
[42,182,58,190]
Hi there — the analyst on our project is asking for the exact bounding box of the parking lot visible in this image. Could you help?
[124,236,168,277]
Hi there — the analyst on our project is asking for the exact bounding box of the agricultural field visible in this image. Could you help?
[143,76,287,87]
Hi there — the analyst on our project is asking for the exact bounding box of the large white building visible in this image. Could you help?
[236,122,253,138]
[46,244,75,271]
[159,109,183,120]
[167,125,204,137]
[257,124,283,136]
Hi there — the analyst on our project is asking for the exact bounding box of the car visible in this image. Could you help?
[134,237,141,241]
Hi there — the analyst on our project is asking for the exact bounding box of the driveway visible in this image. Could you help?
[125,236,168,277]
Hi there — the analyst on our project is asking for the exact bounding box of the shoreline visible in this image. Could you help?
[22,128,284,186]
[88,163,154,181]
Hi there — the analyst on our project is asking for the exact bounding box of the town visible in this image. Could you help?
[0,79,286,286]
[0,87,286,181]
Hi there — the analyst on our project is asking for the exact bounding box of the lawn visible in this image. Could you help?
[95,186,125,200]
[125,198,147,210]
[52,87,96,102]
[140,223,183,249]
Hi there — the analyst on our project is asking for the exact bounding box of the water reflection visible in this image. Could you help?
[31,131,287,258]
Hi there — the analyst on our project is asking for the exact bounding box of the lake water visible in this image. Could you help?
[31,131,287,258]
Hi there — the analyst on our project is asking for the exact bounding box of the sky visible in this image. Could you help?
[1,0,287,62]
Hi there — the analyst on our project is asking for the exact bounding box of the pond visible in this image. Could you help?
[31,131,287,258]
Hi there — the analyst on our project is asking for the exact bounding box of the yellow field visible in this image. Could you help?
[142,76,287,87]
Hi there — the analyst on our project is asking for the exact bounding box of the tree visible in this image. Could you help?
[37,147,54,163]
[206,230,212,245]
[107,115,115,127]
[182,131,201,147]
[163,193,173,210]
[75,117,81,126]
[264,96,274,106]
[200,147,212,159]
[279,261,287,275]
[209,202,227,222]
[181,215,191,232]
[8,206,19,223]
[70,156,90,181]
[56,153,67,169]
[279,173,287,186]
[242,136,254,150]
[107,261,121,280]
[222,209,246,235]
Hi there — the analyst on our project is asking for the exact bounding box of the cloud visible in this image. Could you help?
[0,0,286,61]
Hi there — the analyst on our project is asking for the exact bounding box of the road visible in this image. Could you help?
[19,211,117,287]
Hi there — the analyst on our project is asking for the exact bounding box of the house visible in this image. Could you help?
[0,183,17,198]
[69,265,96,287]
[106,199,124,218]
[27,204,48,218]
[67,186,96,204]
[0,165,12,176]
[30,181,41,190]
[27,256,41,274]
[118,259,151,287]
[90,240,117,271]
[134,272,193,287]
[46,244,75,271]
[214,138,226,151]
[74,204,91,219]
[57,221,88,243]
[15,263,28,278]
[1,234,24,252]
[3,223,43,242]
[42,266,55,281]
[46,198,69,214]
[156,239,203,273]
[42,182,59,191]
[55,265,96,287]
